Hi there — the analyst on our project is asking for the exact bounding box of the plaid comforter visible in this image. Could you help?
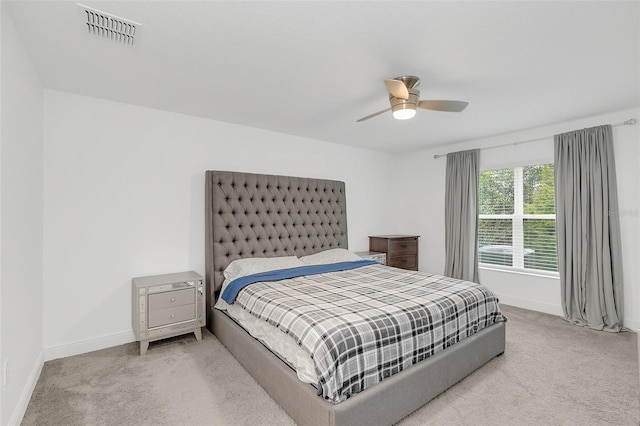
[233,264,505,403]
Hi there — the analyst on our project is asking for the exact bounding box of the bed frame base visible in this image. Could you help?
[212,309,505,426]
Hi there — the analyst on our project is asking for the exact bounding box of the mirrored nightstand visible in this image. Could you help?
[132,271,204,355]
[356,251,387,265]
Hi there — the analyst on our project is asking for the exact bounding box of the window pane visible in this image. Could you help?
[479,168,514,215]
[479,218,513,267]
[479,163,558,274]
[523,164,555,214]
[523,218,558,272]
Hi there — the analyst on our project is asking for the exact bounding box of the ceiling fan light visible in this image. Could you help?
[392,106,416,120]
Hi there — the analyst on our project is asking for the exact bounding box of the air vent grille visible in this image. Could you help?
[78,4,141,46]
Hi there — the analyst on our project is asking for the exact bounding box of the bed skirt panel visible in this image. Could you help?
[212,309,505,426]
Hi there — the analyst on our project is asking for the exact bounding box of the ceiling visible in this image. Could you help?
[6,1,639,154]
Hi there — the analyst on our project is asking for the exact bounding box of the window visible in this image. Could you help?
[478,164,558,273]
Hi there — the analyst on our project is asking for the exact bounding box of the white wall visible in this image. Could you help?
[0,6,44,425]
[395,108,640,330]
[42,90,396,358]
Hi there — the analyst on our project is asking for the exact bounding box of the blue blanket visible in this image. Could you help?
[221,259,377,304]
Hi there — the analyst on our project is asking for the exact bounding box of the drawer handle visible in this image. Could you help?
[170,297,176,302]
[170,313,176,319]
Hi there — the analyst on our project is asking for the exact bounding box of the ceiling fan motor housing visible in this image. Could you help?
[394,75,421,89]
[390,88,420,115]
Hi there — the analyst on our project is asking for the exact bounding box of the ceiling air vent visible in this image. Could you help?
[77,4,141,47]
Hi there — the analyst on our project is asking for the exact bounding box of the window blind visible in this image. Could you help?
[479,164,558,273]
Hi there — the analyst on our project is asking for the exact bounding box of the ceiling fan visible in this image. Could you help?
[356,76,468,122]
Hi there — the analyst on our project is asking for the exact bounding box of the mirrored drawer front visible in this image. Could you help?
[148,288,194,311]
[388,239,418,255]
[388,255,417,270]
[148,304,195,328]
[148,320,197,338]
[369,253,387,264]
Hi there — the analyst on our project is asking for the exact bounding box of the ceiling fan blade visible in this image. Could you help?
[356,107,392,122]
[418,100,469,112]
[384,79,409,100]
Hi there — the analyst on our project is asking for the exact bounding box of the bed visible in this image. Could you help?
[205,170,506,426]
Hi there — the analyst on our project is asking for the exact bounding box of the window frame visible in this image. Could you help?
[478,164,559,276]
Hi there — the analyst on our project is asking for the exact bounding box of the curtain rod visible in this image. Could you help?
[432,118,637,159]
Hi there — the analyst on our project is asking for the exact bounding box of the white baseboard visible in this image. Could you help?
[496,293,564,317]
[8,351,44,426]
[625,320,640,332]
[44,330,135,361]
[498,294,640,332]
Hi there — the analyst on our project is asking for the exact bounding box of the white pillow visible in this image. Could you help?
[298,248,362,266]
[223,256,304,283]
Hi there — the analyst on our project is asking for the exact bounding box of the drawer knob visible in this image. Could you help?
[170,313,175,318]
[170,297,176,302]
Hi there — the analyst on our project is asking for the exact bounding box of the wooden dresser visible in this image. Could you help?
[369,235,419,271]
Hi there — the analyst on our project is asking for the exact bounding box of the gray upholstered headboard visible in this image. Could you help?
[205,170,348,324]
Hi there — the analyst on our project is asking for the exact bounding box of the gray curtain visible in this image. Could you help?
[554,125,624,332]
[444,149,480,283]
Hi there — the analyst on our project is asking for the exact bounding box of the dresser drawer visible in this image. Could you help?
[148,288,194,311]
[388,239,418,255]
[148,304,195,328]
[388,255,417,270]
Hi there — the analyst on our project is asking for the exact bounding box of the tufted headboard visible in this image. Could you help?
[205,170,348,325]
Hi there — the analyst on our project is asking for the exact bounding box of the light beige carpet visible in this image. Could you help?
[22,305,639,426]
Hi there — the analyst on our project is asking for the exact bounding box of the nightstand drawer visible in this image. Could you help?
[388,239,417,255]
[388,255,417,270]
[148,304,195,328]
[148,288,194,310]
